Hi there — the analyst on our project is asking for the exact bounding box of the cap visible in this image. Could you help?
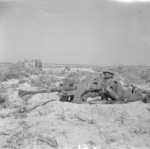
[103,71,114,79]
[103,71,114,75]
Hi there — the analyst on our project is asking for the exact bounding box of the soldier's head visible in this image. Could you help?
[103,71,114,80]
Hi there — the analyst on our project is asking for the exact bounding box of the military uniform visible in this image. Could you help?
[103,79,146,104]
[101,71,115,100]
[127,84,150,103]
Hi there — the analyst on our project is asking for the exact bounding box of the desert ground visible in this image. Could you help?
[0,61,150,149]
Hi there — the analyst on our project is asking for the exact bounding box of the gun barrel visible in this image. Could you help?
[18,88,62,98]
[18,86,77,98]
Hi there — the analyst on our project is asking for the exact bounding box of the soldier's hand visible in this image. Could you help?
[105,86,111,92]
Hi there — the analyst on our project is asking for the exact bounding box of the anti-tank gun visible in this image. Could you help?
[18,78,77,99]
[18,77,104,104]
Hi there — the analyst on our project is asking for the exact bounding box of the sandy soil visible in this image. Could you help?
[0,76,150,149]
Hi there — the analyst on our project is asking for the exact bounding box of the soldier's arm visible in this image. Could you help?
[106,87,119,101]
[115,82,124,100]
[106,81,124,101]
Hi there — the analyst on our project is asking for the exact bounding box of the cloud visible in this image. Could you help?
[112,0,150,3]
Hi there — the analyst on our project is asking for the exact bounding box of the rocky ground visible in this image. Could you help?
[0,66,150,149]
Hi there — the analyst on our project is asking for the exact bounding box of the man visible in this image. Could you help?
[101,71,115,100]
[101,78,124,103]
[101,79,149,104]
[128,83,150,103]
[87,71,116,104]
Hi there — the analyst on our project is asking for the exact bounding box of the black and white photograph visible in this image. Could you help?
[0,0,150,148]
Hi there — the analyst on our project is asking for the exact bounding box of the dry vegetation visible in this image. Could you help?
[0,61,150,149]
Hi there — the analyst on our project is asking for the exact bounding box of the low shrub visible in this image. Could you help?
[0,60,44,82]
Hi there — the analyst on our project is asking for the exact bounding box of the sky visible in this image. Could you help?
[0,0,150,65]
